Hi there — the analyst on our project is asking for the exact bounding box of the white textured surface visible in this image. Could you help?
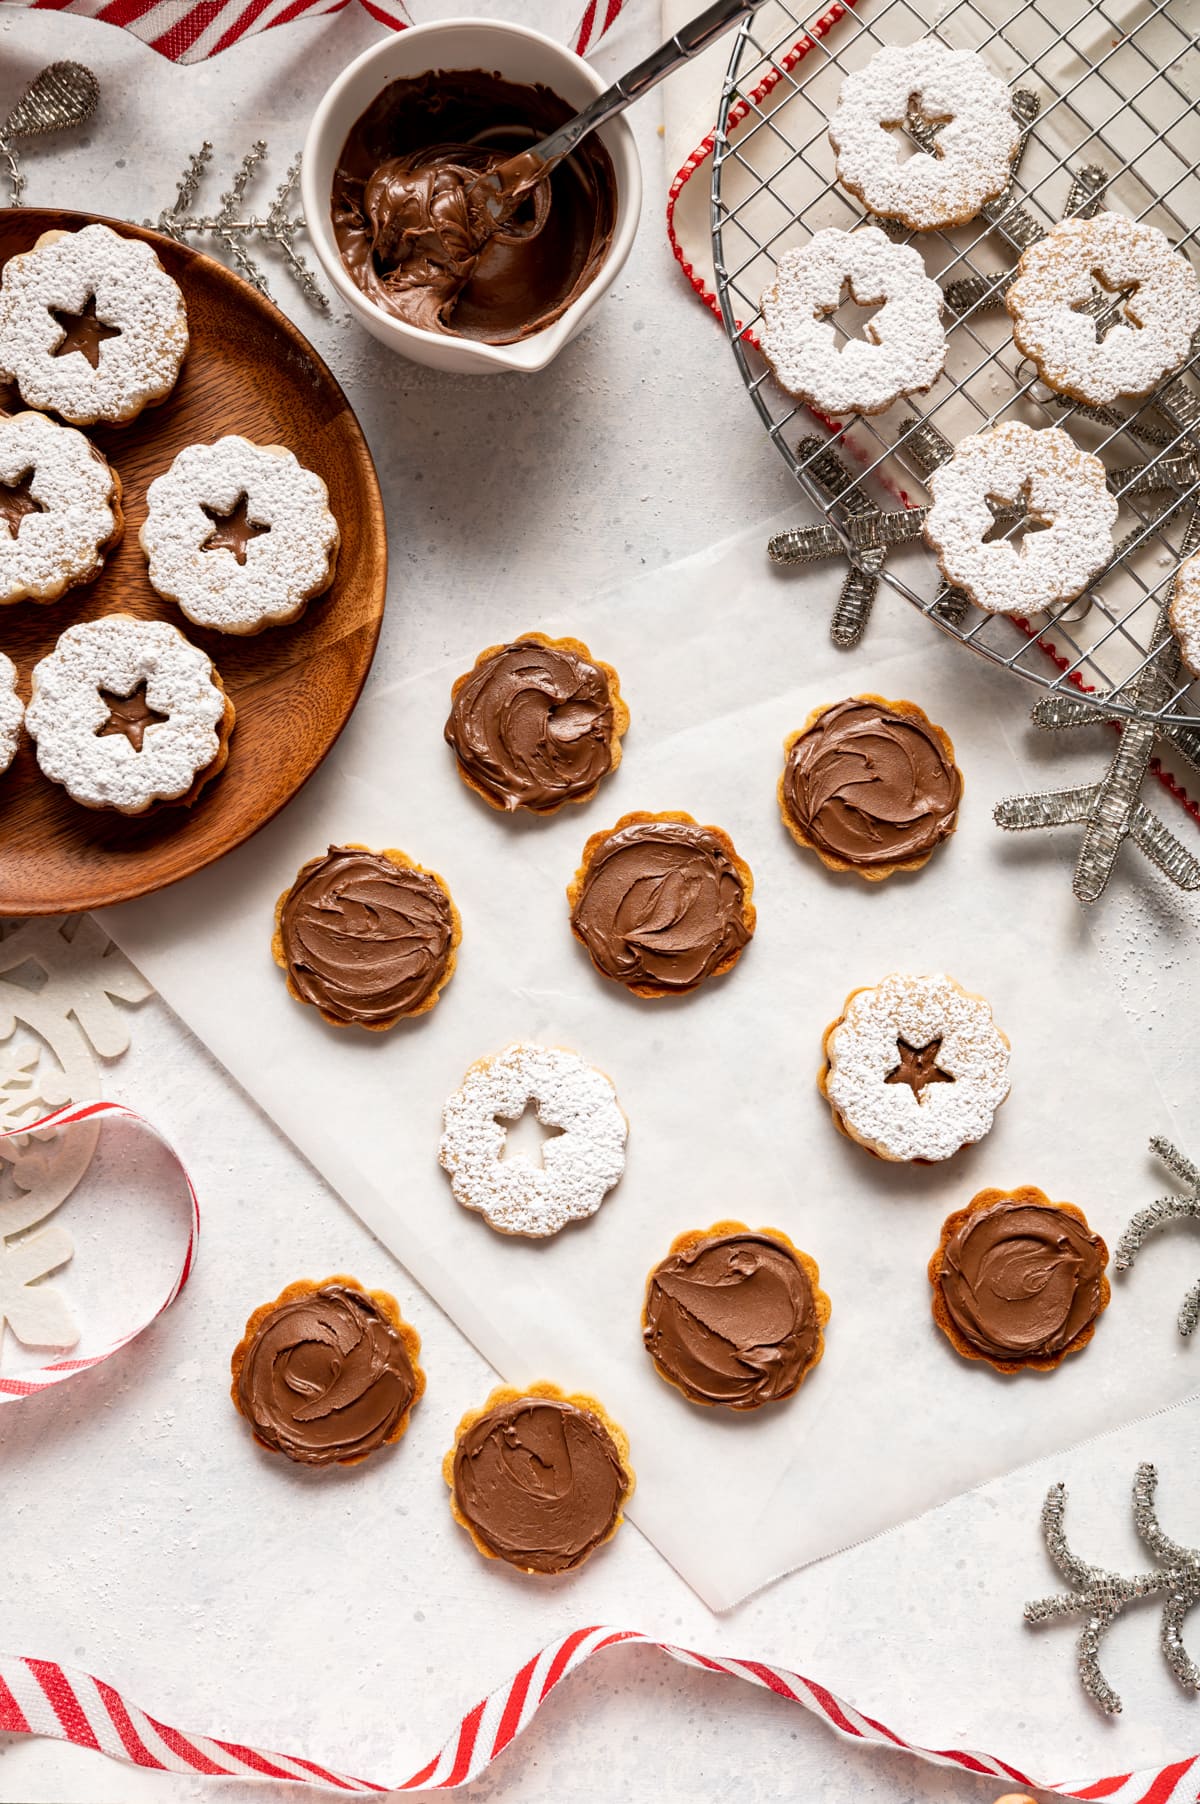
[0,221,188,423]
[758,227,945,415]
[0,651,22,771]
[1168,549,1200,678]
[141,434,339,634]
[0,409,118,602]
[925,422,1119,616]
[439,1041,627,1237]
[829,39,1018,231]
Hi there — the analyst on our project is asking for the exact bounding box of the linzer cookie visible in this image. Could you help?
[0,223,188,425]
[0,410,123,605]
[25,615,234,814]
[1168,548,1200,677]
[1006,213,1200,407]
[929,1187,1110,1372]
[0,655,23,774]
[439,1041,627,1238]
[643,1223,830,1411]
[231,1276,424,1465]
[759,228,946,415]
[141,435,340,635]
[821,972,1011,1163]
[568,812,755,998]
[444,1382,633,1573]
[779,695,962,879]
[444,632,628,814]
[924,422,1117,617]
[829,40,1018,232]
[273,844,460,1031]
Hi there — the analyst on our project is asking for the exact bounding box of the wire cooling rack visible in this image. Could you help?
[710,0,1200,727]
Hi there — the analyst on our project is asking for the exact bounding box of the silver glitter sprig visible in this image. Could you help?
[150,141,327,312]
[1116,1137,1200,1338]
[1025,1463,1200,1715]
[0,61,100,206]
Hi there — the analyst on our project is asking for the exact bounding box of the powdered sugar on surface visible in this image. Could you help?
[0,410,119,603]
[439,1042,628,1238]
[1007,212,1200,406]
[924,421,1118,616]
[141,434,339,634]
[758,227,946,415]
[1169,549,1200,677]
[829,39,1018,231]
[0,653,23,773]
[0,223,188,425]
[825,971,1011,1163]
[25,614,226,813]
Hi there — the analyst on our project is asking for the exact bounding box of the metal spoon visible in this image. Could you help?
[1,62,101,206]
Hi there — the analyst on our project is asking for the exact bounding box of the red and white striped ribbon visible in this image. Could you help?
[2,1625,1198,1801]
[0,1098,198,1403]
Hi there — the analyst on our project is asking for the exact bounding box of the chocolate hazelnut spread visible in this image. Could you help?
[782,698,962,868]
[445,637,615,812]
[570,817,753,994]
[644,1232,821,1409]
[50,295,121,368]
[330,69,618,342]
[235,1284,418,1464]
[97,683,167,752]
[452,1395,628,1573]
[938,1196,1107,1363]
[0,472,43,537]
[278,845,454,1026]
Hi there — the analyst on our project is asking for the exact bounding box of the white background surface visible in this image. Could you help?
[2,2,1200,1799]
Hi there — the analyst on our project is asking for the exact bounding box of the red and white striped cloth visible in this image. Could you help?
[15,0,626,66]
[3,1624,1199,1800]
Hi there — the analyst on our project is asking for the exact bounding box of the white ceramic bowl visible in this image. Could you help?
[301,18,643,375]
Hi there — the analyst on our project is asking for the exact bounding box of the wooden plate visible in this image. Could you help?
[0,209,386,915]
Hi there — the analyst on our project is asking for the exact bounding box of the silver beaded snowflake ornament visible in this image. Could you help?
[1025,1464,1200,1715]
[1116,1137,1200,1339]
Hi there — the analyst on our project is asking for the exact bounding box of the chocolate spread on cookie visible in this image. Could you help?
[644,1233,820,1409]
[571,818,752,993]
[445,638,615,812]
[0,472,43,537]
[938,1197,1107,1362]
[96,683,167,752]
[235,1284,417,1464]
[330,69,617,342]
[782,698,962,868]
[278,845,454,1026]
[452,1395,627,1573]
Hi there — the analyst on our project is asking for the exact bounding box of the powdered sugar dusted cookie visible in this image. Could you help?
[759,228,946,415]
[26,614,234,814]
[0,654,24,773]
[0,410,122,605]
[924,422,1117,616]
[141,435,340,635]
[820,971,1011,1163]
[1006,212,1200,407]
[829,40,1019,231]
[1169,549,1200,677]
[439,1042,627,1238]
[0,223,188,426]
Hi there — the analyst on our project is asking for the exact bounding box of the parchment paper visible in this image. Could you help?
[105,523,1198,1611]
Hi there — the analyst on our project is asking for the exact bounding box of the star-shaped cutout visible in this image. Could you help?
[884,97,951,164]
[982,486,1051,548]
[96,683,168,753]
[1071,271,1143,344]
[50,295,122,369]
[884,1037,955,1099]
[816,281,887,348]
[0,470,44,538]
[201,493,268,565]
[496,1100,566,1167]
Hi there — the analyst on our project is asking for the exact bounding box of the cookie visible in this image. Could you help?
[141,435,339,635]
[444,631,629,814]
[779,695,962,880]
[642,1222,830,1411]
[829,39,1018,231]
[0,409,123,604]
[759,227,946,415]
[230,1276,424,1465]
[444,1382,634,1574]
[0,654,23,774]
[1006,212,1200,407]
[0,223,188,425]
[25,614,234,814]
[924,422,1117,617]
[1168,548,1200,677]
[929,1187,1109,1372]
[438,1041,627,1238]
[567,811,755,998]
[820,971,1011,1163]
[273,844,460,1031]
